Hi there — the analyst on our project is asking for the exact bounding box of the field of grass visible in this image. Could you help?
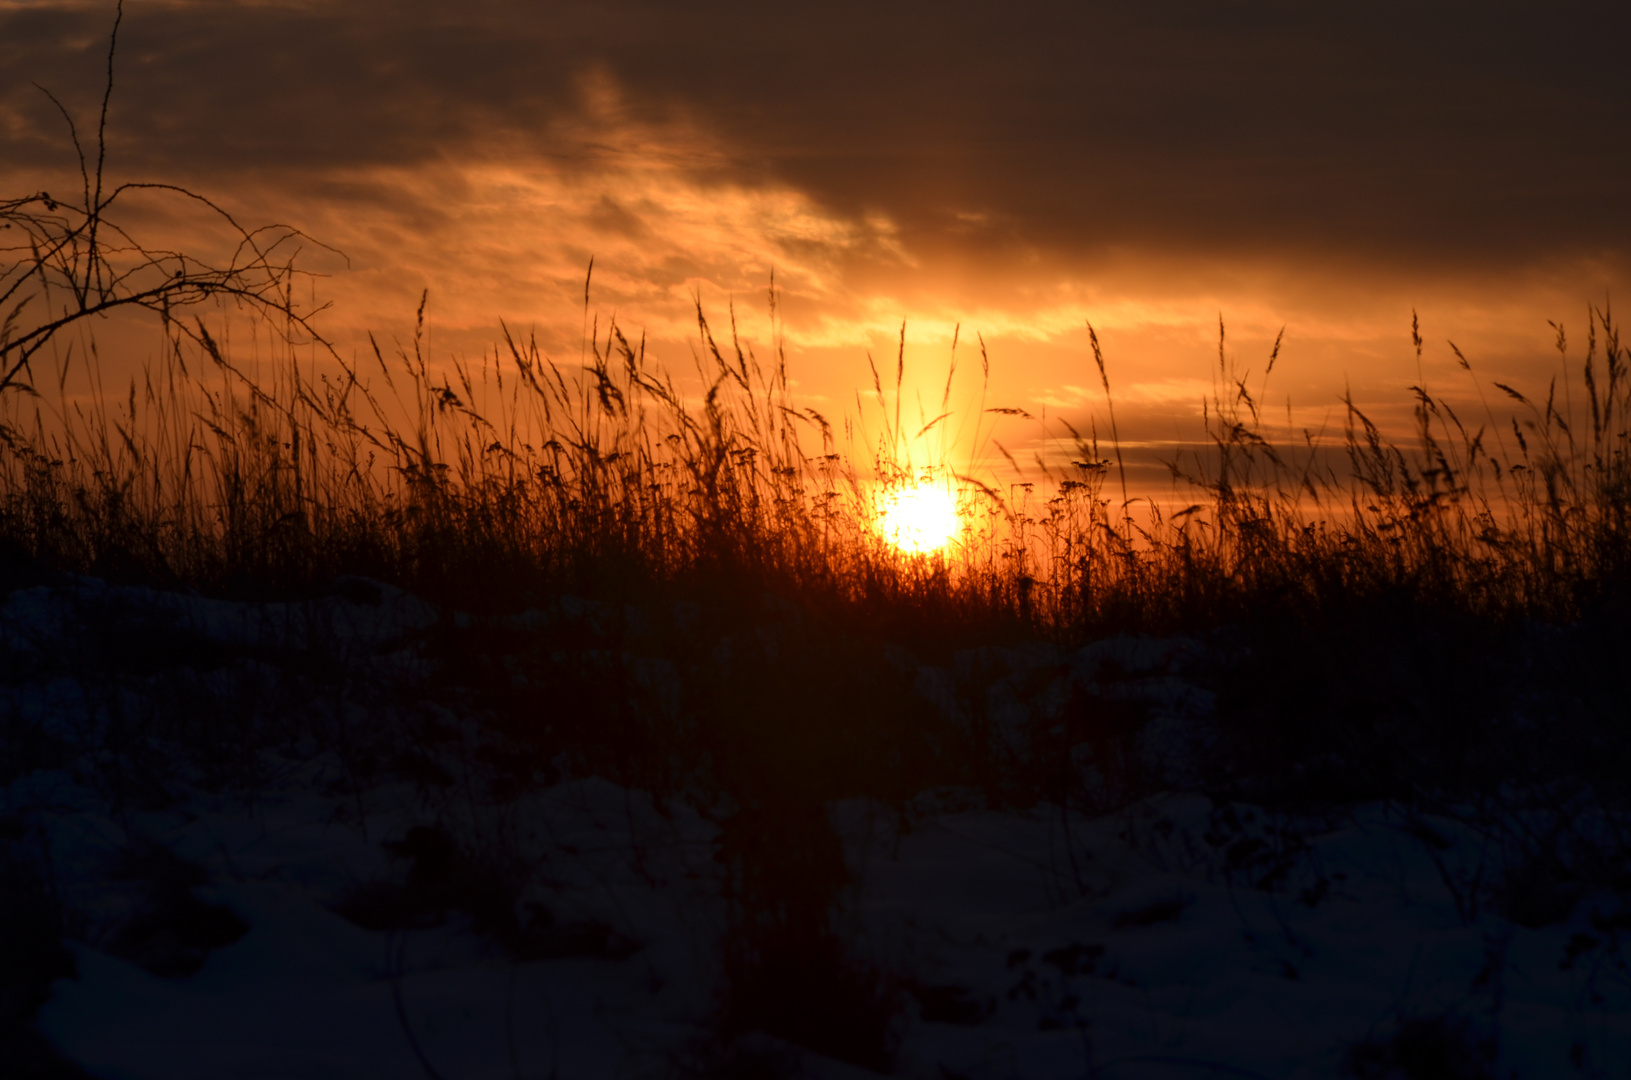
[6,83,1631,1080]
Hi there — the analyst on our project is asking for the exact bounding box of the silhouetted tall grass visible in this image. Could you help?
[2,293,1630,640]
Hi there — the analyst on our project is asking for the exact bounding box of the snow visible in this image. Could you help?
[3,576,1629,1078]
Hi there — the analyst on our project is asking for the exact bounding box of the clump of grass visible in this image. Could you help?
[12,299,1631,634]
[1009,310,1631,637]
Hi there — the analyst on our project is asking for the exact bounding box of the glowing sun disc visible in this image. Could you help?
[878,484,960,554]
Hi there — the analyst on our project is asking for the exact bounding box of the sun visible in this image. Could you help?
[877,482,961,554]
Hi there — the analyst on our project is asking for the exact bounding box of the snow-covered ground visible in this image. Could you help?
[3,576,1629,1078]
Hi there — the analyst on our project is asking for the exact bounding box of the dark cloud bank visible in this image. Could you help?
[4,0,1630,277]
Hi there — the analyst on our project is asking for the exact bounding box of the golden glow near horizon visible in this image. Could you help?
[876,482,961,554]
[8,62,1611,511]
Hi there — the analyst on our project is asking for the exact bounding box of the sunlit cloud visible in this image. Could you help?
[3,0,1630,477]
[221,70,918,360]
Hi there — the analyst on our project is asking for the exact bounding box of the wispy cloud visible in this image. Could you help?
[2,0,1628,445]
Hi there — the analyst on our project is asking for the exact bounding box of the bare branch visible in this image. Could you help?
[2,10,343,399]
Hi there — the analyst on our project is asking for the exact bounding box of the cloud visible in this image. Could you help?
[3,0,1629,450]
[4,0,1629,271]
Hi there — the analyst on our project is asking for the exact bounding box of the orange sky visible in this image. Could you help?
[4,1,1629,496]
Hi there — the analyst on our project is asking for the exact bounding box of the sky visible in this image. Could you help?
[4,0,1631,488]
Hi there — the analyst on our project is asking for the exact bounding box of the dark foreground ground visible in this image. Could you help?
[4,569,1631,1079]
